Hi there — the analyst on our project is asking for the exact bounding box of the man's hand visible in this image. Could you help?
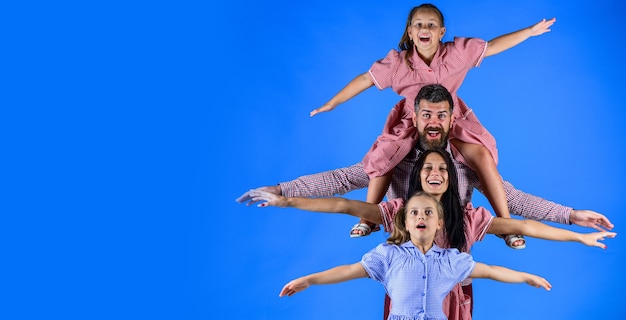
[570,209,614,232]
[246,189,288,207]
[235,185,281,205]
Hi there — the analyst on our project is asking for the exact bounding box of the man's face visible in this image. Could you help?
[412,99,454,150]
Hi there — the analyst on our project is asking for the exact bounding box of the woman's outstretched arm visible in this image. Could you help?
[488,217,617,249]
[241,189,384,224]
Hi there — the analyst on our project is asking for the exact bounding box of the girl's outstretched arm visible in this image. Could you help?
[243,189,384,224]
[488,217,617,249]
[310,72,374,117]
[471,263,552,291]
[485,18,556,57]
[279,263,368,297]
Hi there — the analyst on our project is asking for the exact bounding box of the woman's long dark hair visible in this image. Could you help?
[407,149,467,251]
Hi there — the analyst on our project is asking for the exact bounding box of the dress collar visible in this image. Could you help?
[400,241,444,256]
[408,42,443,69]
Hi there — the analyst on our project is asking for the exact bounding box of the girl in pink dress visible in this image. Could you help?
[309,4,556,248]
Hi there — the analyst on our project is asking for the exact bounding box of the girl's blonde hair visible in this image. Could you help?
[386,191,444,245]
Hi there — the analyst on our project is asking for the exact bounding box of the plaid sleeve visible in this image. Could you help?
[457,160,572,225]
[279,162,369,198]
[503,180,572,225]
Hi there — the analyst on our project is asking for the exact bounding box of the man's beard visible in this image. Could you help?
[418,126,448,150]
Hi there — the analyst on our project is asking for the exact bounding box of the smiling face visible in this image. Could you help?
[413,99,454,150]
[404,194,444,244]
[406,8,446,54]
[419,152,449,200]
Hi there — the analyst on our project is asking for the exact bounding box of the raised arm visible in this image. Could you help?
[279,263,368,297]
[239,189,384,224]
[470,262,551,291]
[485,18,556,57]
[310,72,374,117]
[488,217,617,249]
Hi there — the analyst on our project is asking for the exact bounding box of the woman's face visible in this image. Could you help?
[419,152,449,199]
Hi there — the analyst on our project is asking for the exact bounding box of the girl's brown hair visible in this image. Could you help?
[398,4,445,70]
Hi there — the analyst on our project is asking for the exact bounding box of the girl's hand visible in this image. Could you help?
[310,103,336,117]
[279,277,310,297]
[525,274,552,291]
[530,18,556,36]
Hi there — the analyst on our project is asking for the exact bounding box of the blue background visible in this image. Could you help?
[2,0,625,319]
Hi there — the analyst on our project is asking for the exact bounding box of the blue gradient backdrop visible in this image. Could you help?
[2,1,625,319]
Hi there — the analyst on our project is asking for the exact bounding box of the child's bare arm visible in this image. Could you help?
[470,262,552,291]
[485,18,556,57]
[279,263,368,297]
[310,72,374,117]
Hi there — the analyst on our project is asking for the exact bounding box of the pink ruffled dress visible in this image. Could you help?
[363,37,498,178]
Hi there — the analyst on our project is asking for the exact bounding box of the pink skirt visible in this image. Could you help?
[363,97,498,178]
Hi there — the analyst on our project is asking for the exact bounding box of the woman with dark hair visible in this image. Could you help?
[241,149,615,318]
[407,148,466,252]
